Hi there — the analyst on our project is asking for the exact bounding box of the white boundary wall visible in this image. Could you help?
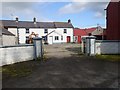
[0,44,34,66]
[95,40,120,54]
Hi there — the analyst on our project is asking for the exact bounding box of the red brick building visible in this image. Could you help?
[106,0,120,40]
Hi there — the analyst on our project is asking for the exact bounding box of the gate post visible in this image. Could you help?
[82,36,96,56]
[86,36,96,56]
[33,37,43,60]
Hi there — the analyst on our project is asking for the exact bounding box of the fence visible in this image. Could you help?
[95,40,120,55]
[0,38,43,66]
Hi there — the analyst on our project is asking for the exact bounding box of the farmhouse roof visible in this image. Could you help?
[54,22,73,28]
[0,20,74,28]
[0,20,17,28]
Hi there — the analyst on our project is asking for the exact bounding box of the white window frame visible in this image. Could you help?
[44,29,48,33]
[64,29,67,33]
[26,28,29,33]
[55,36,59,40]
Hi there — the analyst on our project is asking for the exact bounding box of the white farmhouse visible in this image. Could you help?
[1,18,74,44]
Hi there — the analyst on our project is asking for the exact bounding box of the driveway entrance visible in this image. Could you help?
[2,43,119,88]
[44,43,80,58]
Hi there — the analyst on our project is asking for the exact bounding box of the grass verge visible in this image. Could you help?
[95,55,120,62]
[2,60,41,80]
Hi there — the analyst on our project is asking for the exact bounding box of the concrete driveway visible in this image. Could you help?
[2,43,119,88]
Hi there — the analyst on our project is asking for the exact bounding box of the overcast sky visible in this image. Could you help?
[0,0,112,28]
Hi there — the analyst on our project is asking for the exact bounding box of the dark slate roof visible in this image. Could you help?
[0,26,15,36]
[2,29,15,36]
[38,22,55,28]
[0,20,73,28]
[0,20,17,27]
[18,21,39,28]
[54,22,74,28]
[17,21,55,28]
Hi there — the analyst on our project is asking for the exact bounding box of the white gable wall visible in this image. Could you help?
[8,28,18,44]
[19,28,26,43]
[48,32,61,44]
[8,28,17,36]
[47,28,73,44]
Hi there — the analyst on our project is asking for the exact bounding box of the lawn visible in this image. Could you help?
[95,55,120,62]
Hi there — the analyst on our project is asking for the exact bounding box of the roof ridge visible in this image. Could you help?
[1,20,69,23]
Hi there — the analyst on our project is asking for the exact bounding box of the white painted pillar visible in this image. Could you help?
[33,38,43,60]
[86,36,96,56]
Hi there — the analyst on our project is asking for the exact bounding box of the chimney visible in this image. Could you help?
[68,19,71,24]
[33,17,36,24]
[88,33,92,36]
[15,17,18,22]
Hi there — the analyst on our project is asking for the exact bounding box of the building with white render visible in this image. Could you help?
[0,18,74,44]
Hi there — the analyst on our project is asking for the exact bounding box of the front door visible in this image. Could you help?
[67,36,70,43]
[48,36,53,44]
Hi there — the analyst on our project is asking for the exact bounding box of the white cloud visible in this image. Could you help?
[58,1,109,18]
[1,2,36,19]
[95,12,104,18]
[59,2,86,14]
[1,2,53,22]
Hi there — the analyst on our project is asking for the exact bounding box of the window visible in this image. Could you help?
[26,28,29,33]
[42,36,47,41]
[26,36,29,44]
[61,36,63,40]
[64,29,67,33]
[26,36,29,39]
[55,36,59,40]
[44,29,48,33]
[75,36,77,40]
